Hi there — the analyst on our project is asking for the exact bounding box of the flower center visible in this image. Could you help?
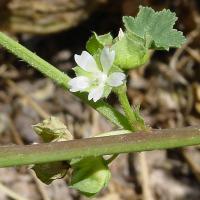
[96,72,107,86]
[92,72,107,87]
[98,72,107,83]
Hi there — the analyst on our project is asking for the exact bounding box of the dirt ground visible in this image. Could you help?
[0,0,200,199]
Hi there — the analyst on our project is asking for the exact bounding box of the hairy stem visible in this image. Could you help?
[0,126,200,168]
[116,85,146,131]
[0,32,131,130]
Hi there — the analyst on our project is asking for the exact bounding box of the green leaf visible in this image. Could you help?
[70,157,111,197]
[123,6,186,50]
[86,32,113,55]
[112,32,149,69]
[33,116,73,142]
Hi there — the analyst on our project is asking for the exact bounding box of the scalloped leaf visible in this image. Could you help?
[123,6,186,50]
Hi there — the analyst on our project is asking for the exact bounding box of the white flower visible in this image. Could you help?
[69,47,126,102]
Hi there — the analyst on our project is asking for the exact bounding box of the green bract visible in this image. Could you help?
[32,162,69,184]
[70,157,110,197]
[86,31,149,70]
[123,6,186,50]
[86,32,113,55]
[111,31,149,69]
[32,117,72,184]
[33,116,73,142]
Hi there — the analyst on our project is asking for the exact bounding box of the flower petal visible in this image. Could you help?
[100,47,115,73]
[68,76,91,92]
[74,51,99,72]
[118,28,124,40]
[88,86,104,102]
[107,72,126,87]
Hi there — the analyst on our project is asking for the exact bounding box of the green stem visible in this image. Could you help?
[116,85,146,131]
[0,126,200,167]
[0,32,131,130]
[0,33,70,87]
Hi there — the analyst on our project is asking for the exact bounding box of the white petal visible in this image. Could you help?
[100,47,115,73]
[88,86,104,102]
[107,72,126,87]
[68,76,90,92]
[74,51,99,72]
[118,28,124,40]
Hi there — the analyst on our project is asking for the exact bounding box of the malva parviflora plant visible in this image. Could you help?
[1,6,199,197]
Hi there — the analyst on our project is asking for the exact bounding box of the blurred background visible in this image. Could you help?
[0,0,200,199]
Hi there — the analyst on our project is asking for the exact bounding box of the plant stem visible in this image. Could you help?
[0,32,131,130]
[116,85,146,131]
[0,33,70,87]
[0,126,200,168]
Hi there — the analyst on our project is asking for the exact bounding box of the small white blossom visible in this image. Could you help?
[69,47,126,102]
